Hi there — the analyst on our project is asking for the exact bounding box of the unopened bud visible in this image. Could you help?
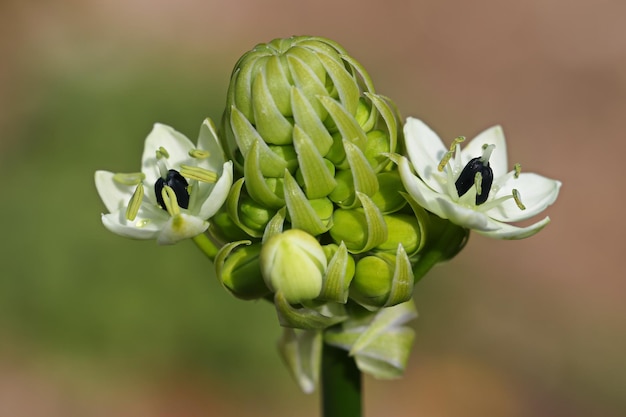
[350,253,395,307]
[377,213,423,255]
[216,242,270,300]
[260,229,326,304]
[370,170,407,213]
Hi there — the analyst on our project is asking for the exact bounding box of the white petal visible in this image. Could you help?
[157,213,209,245]
[101,207,167,240]
[403,117,447,193]
[196,118,226,171]
[477,216,551,240]
[486,174,561,222]
[141,123,196,197]
[462,125,508,178]
[196,161,233,219]
[95,170,132,213]
[436,198,498,231]
[398,157,448,219]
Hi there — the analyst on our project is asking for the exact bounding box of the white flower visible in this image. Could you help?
[398,117,561,239]
[95,118,233,245]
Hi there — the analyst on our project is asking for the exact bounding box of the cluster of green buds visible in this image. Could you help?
[209,36,468,385]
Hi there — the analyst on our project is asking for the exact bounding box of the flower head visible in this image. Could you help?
[398,117,561,239]
[219,35,400,238]
[95,118,233,244]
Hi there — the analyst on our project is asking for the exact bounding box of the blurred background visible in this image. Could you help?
[1,0,624,416]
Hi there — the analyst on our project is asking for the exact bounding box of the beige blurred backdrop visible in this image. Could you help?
[1,0,624,416]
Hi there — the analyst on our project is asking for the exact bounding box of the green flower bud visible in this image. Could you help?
[239,194,274,233]
[364,130,391,168]
[351,253,395,306]
[370,170,407,213]
[328,169,354,205]
[377,213,423,255]
[260,229,327,304]
[209,211,250,242]
[350,244,414,309]
[215,241,270,300]
[329,193,387,253]
[220,35,401,240]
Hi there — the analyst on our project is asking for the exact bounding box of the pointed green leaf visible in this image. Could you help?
[283,170,331,236]
[262,207,287,244]
[286,46,327,86]
[315,52,360,116]
[319,242,354,303]
[244,140,286,208]
[399,191,430,255]
[226,178,264,238]
[264,55,293,116]
[366,92,399,158]
[291,86,333,155]
[292,125,337,199]
[341,139,379,208]
[287,55,328,121]
[357,192,388,253]
[229,105,288,177]
[233,54,267,120]
[383,244,415,307]
[252,71,293,145]
[341,53,376,94]
[318,96,368,150]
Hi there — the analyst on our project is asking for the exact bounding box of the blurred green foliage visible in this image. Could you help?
[0,56,283,384]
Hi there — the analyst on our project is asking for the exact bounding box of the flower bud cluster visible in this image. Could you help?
[212,36,467,319]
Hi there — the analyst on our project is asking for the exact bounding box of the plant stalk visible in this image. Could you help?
[321,343,362,417]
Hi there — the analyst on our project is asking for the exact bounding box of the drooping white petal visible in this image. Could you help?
[461,125,508,178]
[195,161,234,219]
[398,157,449,219]
[141,123,196,193]
[486,174,562,222]
[101,205,168,240]
[436,198,498,231]
[477,216,551,240]
[95,170,132,213]
[156,213,209,245]
[403,117,448,193]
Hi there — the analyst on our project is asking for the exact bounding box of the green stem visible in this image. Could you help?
[321,343,362,417]
[192,233,221,261]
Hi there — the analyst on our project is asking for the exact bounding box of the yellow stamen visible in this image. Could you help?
[512,188,526,210]
[474,172,483,195]
[514,163,522,179]
[450,136,465,151]
[189,149,211,159]
[180,165,218,183]
[161,185,181,216]
[113,172,145,186]
[156,146,170,159]
[125,183,144,221]
[437,151,454,172]
[438,136,465,172]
